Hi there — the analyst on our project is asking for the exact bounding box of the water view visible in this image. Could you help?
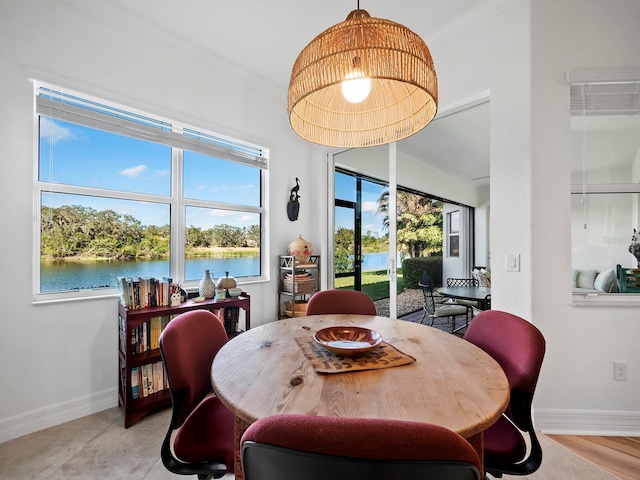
[40,252,399,292]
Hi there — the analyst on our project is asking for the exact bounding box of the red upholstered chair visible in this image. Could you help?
[463,310,546,478]
[305,289,377,316]
[159,310,234,479]
[241,414,481,480]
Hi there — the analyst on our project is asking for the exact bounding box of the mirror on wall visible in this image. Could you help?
[570,80,640,295]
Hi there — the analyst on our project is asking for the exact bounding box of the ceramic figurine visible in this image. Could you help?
[170,292,182,306]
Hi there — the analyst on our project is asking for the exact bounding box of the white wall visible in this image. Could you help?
[335,145,480,207]
[1,0,639,443]
[0,0,317,442]
[434,0,640,434]
[530,0,640,433]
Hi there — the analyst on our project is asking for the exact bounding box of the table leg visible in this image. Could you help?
[233,416,250,480]
[466,432,484,477]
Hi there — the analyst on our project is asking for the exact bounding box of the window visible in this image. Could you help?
[35,83,268,301]
[569,75,640,296]
[447,211,460,257]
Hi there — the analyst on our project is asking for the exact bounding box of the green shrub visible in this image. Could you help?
[402,256,443,288]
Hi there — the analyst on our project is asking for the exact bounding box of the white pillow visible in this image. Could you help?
[576,269,597,289]
[594,269,615,292]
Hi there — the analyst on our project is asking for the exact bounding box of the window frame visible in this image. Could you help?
[447,210,460,258]
[33,82,269,303]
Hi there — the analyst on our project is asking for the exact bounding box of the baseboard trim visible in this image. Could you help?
[0,389,117,444]
[536,408,640,436]
[3,399,639,444]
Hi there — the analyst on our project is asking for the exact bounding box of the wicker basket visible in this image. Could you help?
[284,301,308,317]
[282,275,316,294]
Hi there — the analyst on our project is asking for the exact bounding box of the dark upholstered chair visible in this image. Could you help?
[306,289,377,316]
[463,310,546,477]
[419,272,470,332]
[159,310,234,479]
[241,414,481,480]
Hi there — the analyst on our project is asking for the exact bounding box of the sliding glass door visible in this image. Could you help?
[334,169,389,293]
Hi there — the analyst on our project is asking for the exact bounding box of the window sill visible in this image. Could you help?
[572,293,640,307]
[33,289,121,305]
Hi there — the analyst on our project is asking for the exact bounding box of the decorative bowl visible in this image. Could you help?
[313,326,382,357]
[228,287,243,297]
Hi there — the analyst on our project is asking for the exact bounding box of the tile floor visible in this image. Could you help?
[0,402,620,480]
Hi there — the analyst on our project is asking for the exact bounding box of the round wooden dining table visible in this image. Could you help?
[211,314,509,479]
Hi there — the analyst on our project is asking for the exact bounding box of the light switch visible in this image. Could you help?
[506,254,520,272]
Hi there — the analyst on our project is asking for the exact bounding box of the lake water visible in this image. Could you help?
[40,251,399,292]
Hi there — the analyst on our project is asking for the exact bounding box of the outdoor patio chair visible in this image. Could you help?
[419,272,470,333]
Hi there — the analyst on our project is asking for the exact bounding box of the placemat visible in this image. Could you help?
[295,336,416,374]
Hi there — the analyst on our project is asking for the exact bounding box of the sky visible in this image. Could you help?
[334,171,388,238]
[39,117,389,237]
[39,118,260,230]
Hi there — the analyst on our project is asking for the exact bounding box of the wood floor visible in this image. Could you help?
[547,435,640,480]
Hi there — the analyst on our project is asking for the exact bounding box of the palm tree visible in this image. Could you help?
[377,190,443,258]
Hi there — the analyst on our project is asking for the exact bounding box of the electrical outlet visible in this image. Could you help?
[614,361,628,381]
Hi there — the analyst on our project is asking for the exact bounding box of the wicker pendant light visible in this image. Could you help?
[288,8,438,148]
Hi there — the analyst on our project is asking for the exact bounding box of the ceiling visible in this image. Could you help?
[100,0,495,185]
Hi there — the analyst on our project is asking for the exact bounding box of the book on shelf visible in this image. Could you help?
[131,367,140,399]
[118,276,174,310]
[152,361,163,395]
[119,315,127,354]
[132,362,166,398]
[141,364,150,397]
[131,316,171,355]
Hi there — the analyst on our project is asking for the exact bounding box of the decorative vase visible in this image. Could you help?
[288,235,313,264]
[217,271,237,290]
[199,270,216,299]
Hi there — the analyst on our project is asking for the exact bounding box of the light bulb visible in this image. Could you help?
[341,71,371,103]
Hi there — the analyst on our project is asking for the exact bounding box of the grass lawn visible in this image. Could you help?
[334,269,405,301]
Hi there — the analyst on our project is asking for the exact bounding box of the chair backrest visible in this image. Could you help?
[419,271,435,287]
[420,283,437,316]
[160,309,228,428]
[241,414,481,480]
[463,310,545,433]
[447,277,479,287]
[306,289,377,315]
[418,272,438,316]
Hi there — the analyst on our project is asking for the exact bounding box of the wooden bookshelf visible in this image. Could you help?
[118,294,250,428]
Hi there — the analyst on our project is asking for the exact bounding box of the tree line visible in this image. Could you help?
[41,205,259,260]
[335,191,443,273]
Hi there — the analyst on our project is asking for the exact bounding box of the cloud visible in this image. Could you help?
[362,200,379,212]
[120,165,147,177]
[208,209,236,217]
[39,118,75,144]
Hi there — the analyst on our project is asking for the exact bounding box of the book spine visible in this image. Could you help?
[131,367,139,399]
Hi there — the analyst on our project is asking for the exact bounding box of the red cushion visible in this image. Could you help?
[464,310,545,395]
[241,414,481,471]
[306,290,377,315]
[483,415,527,465]
[174,396,235,471]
